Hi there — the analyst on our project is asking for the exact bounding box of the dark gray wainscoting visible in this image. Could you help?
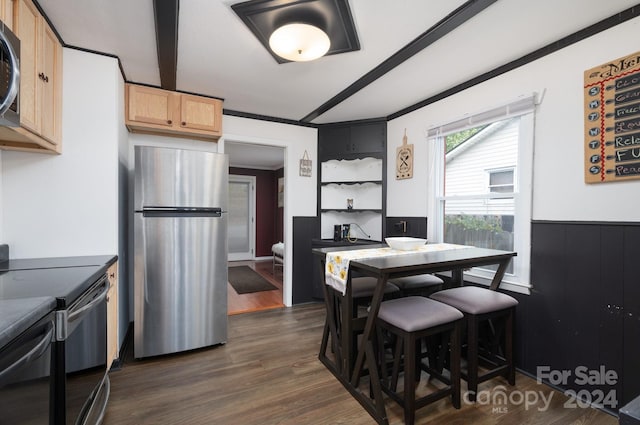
[513,220,640,414]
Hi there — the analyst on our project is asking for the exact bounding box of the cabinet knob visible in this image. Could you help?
[181,122,186,126]
[38,72,49,83]
[109,272,115,278]
[167,120,172,124]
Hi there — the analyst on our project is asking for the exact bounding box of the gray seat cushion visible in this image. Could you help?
[430,286,518,315]
[378,296,463,332]
[389,273,443,290]
[351,276,399,298]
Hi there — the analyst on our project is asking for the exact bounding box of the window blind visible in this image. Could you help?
[426,94,537,138]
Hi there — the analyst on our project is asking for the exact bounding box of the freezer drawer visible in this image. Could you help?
[134,213,228,358]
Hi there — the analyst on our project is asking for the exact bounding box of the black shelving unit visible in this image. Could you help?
[317,120,387,240]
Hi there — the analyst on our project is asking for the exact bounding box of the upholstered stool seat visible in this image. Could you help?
[389,273,444,297]
[352,276,400,299]
[377,296,463,425]
[430,286,518,402]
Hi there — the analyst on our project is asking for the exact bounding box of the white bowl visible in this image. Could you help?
[385,237,427,251]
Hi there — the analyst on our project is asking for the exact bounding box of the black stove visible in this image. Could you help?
[0,265,105,307]
[0,255,116,425]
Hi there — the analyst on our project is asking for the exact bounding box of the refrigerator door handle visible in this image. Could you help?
[141,206,222,217]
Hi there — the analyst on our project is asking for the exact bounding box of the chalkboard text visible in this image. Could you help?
[607,147,640,162]
[614,102,640,118]
[614,88,640,105]
[615,161,640,176]
[615,117,640,133]
[615,71,640,91]
[594,56,640,79]
[614,132,640,147]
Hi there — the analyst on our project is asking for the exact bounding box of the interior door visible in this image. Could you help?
[228,175,255,261]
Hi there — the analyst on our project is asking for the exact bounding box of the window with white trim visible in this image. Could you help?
[429,96,535,292]
[488,169,514,193]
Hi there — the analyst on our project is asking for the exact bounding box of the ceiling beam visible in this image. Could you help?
[153,0,180,91]
[387,2,640,121]
[300,0,498,123]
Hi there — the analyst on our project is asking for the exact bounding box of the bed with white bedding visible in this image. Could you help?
[272,242,284,273]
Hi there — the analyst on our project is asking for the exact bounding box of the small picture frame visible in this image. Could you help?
[299,150,312,177]
[277,177,284,207]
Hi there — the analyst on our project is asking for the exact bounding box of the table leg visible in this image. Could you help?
[319,259,342,375]
[451,268,464,287]
[342,273,354,377]
[489,259,510,290]
[349,273,389,423]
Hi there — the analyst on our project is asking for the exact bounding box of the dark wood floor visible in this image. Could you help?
[228,260,284,315]
[104,303,616,425]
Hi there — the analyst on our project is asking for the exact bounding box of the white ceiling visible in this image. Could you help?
[37,0,639,167]
[224,142,285,170]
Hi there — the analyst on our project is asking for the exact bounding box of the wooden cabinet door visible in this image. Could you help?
[350,122,386,154]
[106,262,119,367]
[14,0,40,134]
[318,125,351,159]
[40,22,62,145]
[127,85,175,127]
[0,0,14,30]
[179,94,222,134]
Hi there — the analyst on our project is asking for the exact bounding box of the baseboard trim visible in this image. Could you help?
[109,322,133,371]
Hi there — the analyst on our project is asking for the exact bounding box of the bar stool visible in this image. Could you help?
[430,286,518,402]
[352,276,400,306]
[389,273,444,297]
[323,277,399,374]
[376,296,463,425]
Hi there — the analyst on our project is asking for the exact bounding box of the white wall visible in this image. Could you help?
[1,48,122,257]
[387,16,640,236]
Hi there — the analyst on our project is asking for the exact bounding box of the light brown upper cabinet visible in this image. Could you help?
[125,83,223,141]
[0,0,14,30]
[0,0,63,153]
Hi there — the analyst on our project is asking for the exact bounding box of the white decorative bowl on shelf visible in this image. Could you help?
[385,237,427,251]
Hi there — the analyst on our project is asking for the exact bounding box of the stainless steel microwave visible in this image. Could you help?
[0,19,19,127]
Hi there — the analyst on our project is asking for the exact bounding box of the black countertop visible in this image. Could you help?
[0,266,108,305]
[0,254,115,272]
[0,297,56,351]
[0,255,117,352]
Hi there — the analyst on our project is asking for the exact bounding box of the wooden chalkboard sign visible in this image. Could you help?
[584,50,640,183]
[396,129,413,179]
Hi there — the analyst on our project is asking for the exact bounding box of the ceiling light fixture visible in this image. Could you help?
[269,23,331,62]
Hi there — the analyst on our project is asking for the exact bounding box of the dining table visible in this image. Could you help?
[313,243,517,425]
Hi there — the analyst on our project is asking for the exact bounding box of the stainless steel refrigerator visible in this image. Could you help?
[134,145,228,358]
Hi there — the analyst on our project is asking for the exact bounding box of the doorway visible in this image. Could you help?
[228,175,256,261]
[224,140,286,313]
